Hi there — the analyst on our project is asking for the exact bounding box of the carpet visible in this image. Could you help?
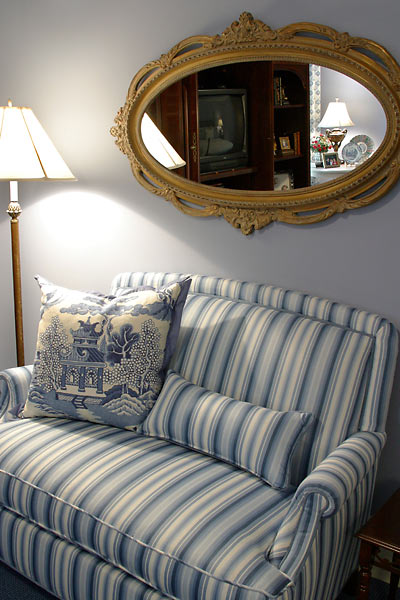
[0,561,54,599]
[0,560,398,599]
[338,576,400,599]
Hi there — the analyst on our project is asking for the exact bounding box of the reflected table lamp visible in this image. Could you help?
[0,100,75,366]
[141,113,186,169]
[318,98,355,152]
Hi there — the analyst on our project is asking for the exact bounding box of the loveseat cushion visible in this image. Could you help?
[111,273,397,479]
[113,277,191,372]
[140,372,313,489]
[0,418,293,599]
[169,291,376,478]
[0,505,173,600]
[22,276,189,430]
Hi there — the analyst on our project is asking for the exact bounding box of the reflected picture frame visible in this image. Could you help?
[323,151,340,168]
[279,136,292,153]
[274,171,294,191]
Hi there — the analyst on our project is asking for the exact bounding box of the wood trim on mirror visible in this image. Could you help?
[111,12,400,234]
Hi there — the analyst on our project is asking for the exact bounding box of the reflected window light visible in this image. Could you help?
[141,113,186,169]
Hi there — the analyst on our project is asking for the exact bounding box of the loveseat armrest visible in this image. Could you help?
[267,431,386,591]
[0,365,33,419]
[294,430,386,518]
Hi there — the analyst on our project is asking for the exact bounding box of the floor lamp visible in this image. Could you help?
[0,100,75,366]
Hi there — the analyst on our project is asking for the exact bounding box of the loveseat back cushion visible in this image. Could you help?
[140,372,314,489]
[171,293,373,478]
[111,273,397,477]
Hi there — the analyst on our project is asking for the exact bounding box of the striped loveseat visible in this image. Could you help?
[0,272,397,600]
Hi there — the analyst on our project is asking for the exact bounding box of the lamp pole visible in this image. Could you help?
[7,180,24,366]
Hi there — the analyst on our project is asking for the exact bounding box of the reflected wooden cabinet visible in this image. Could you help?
[148,61,310,191]
[273,63,310,190]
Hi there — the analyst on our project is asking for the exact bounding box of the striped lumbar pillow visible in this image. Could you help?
[140,372,314,489]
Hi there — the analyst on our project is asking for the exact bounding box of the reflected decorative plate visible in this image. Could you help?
[342,142,362,164]
[350,134,375,158]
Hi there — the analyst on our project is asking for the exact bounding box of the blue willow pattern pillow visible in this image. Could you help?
[140,372,314,489]
[113,277,191,372]
[23,277,190,430]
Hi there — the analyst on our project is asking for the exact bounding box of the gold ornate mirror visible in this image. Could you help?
[111,12,400,234]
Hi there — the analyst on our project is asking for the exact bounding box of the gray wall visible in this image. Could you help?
[1,0,399,509]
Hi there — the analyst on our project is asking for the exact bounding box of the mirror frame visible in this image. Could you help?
[111,12,400,234]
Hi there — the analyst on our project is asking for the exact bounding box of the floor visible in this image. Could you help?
[0,560,398,600]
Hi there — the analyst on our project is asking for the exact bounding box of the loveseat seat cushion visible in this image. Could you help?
[0,418,293,599]
[0,506,172,600]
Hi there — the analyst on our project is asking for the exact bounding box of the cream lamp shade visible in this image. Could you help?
[318,98,355,128]
[0,100,75,180]
[141,113,186,170]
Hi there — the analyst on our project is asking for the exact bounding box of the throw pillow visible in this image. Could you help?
[113,276,191,371]
[23,276,190,430]
[139,372,314,489]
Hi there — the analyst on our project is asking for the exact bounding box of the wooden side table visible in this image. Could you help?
[357,488,400,599]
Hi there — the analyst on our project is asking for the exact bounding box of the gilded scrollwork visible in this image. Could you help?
[162,187,221,219]
[111,99,135,156]
[153,40,194,70]
[112,12,400,233]
[389,72,400,93]
[220,208,276,235]
[210,12,278,47]
[332,32,355,52]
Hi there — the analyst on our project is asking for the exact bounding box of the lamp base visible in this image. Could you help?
[7,181,25,366]
[325,128,347,153]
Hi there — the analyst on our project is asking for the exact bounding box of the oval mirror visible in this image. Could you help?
[111,13,400,234]
[143,65,386,190]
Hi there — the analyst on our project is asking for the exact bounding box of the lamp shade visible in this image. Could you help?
[0,101,75,180]
[318,98,355,128]
[141,113,186,170]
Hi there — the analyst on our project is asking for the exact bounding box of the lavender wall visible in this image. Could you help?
[1,0,399,508]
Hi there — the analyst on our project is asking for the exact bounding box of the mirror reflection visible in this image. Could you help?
[143,61,386,191]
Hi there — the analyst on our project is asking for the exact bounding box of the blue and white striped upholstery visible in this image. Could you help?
[140,371,313,489]
[0,272,397,600]
[111,272,397,478]
[0,417,293,599]
[0,506,172,600]
[267,431,386,570]
[0,365,33,419]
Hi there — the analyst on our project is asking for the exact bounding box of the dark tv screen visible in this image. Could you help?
[198,89,248,173]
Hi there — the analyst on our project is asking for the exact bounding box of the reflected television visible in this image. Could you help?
[198,89,248,174]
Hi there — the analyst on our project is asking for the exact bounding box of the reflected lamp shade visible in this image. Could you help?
[0,101,75,180]
[141,113,186,170]
[318,98,355,128]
